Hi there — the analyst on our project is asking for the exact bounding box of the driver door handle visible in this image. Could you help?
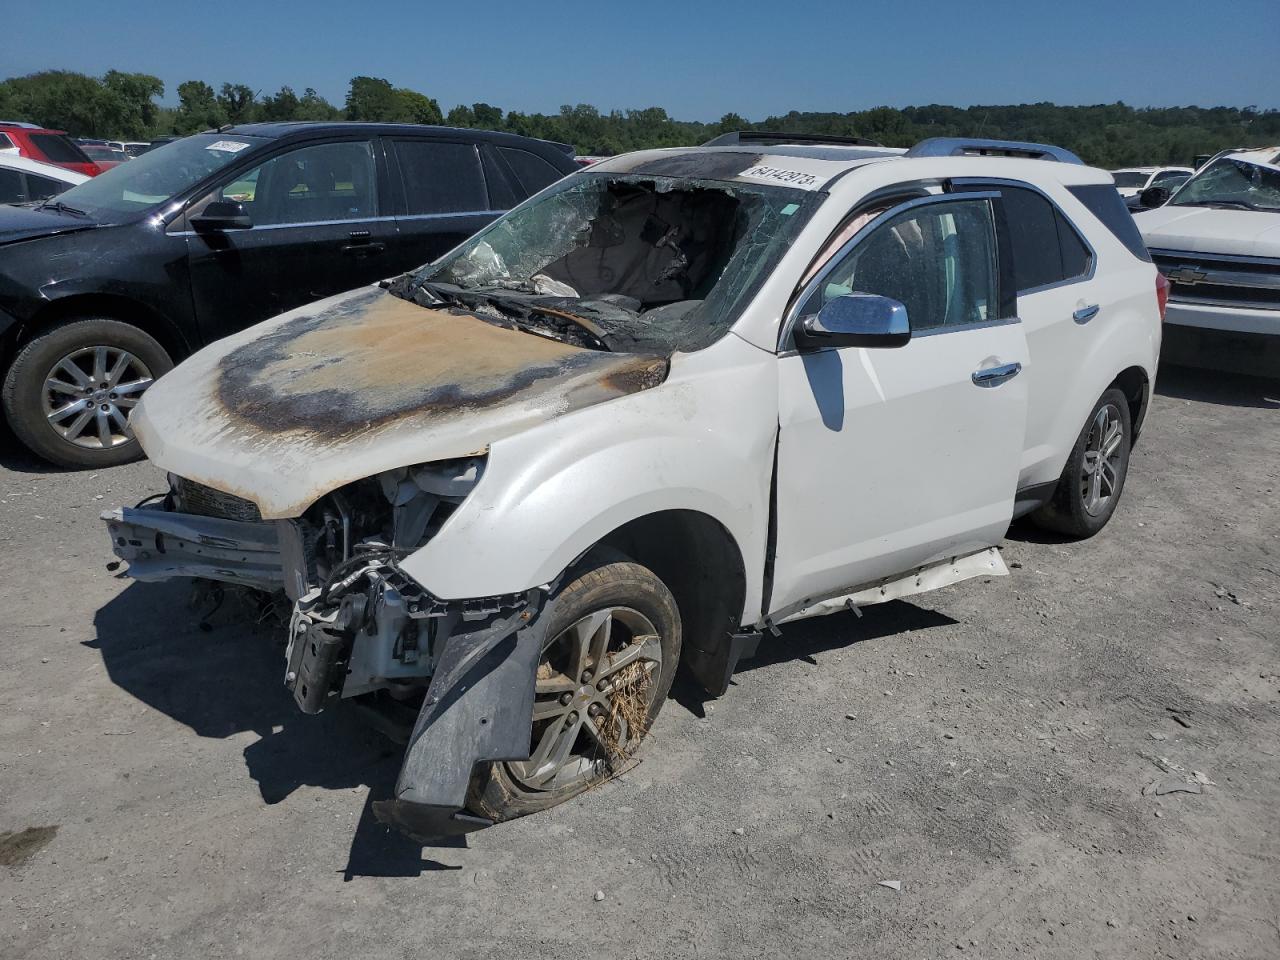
[971,362,1022,388]
[340,241,385,257]
[1073,304,1100,324]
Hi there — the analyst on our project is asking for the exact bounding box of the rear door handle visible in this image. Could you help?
[1073,304,1100,324]
[340,241,385,257]
[971,362,1022,387]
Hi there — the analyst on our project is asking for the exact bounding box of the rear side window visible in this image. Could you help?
[394,140,487,215]
[998,186,1092,292]
[31,134,90,164]
[1068,184,1152,262]
[0,133,14,150]
[26,173,70,201]
[498,146,565,196]
[0,167,24,203]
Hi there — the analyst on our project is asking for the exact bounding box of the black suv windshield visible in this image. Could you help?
[392,171,820,354]
[52,133,269,221]
[1170,157,1280,212]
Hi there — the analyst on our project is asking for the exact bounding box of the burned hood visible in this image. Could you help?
[132,285,669,518]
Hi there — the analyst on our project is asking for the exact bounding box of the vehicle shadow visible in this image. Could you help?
[88,580,461,878]
[0,422,66,474]
[671,599,958,716]
[1155,360,1280,409]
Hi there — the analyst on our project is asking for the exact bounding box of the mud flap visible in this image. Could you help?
[683,631,762,698]
[373,606,544,840]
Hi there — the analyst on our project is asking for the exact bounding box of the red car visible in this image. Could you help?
[0,123,102,177]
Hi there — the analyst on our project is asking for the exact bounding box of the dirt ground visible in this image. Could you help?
[1,361,1277,960]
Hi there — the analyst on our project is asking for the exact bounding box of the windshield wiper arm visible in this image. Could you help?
[1180,199,1257,210]
[37,199,89,217]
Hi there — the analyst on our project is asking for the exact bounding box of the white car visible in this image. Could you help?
[102,136,1162,839]
[1136,146,1280,338]
[0,154,89,205]
[1111,165,1194,198]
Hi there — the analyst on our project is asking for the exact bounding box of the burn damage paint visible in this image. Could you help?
[215,287,670,443]
[626,151,764,181]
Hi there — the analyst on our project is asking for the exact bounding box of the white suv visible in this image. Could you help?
[102,136,1163,839]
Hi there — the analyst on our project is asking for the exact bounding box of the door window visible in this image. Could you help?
[801,198,998,332]
[220,140,378,226]
[999,186,1093,292]
[393,140,487,215]
[0,168,25,203]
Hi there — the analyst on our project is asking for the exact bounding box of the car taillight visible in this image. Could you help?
[1155,271,1170,322]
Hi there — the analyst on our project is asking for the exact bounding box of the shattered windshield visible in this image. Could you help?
[1170,157,1280,212]
[388,172,820,354]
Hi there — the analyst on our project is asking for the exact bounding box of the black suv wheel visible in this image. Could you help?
[2,317,172,468]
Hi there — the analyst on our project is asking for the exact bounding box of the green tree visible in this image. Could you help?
[345,76,441,124]
[101,70,164,137]
[175,80,226,134]
[471,102,503,129]
[217,83,257,125]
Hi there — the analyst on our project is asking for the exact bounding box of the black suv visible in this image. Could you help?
[0,122,579,467]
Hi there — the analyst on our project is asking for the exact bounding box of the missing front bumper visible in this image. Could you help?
[101,505,285,592]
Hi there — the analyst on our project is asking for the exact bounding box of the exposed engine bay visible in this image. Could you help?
[104,457,550,837]
[108,458,516,715]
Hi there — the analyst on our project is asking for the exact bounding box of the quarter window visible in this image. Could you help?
[393,140,487,215]
[801,198,998,332]
[497,146,565,196]
[26,173,69,201]
[220,141,378,226]
[998,185,1092,292]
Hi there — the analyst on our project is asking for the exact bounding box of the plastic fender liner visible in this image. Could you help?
[373,599,546,840]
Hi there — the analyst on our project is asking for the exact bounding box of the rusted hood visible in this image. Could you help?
[132,285,669,518]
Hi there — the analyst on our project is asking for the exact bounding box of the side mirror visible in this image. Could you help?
[794,293,911,350]
[1139,186,1171,209]
[191,199,252,232]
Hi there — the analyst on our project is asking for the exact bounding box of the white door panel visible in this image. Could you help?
[770,324,1029,617]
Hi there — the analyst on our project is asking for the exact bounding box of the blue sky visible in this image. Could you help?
[7,0,1277,118]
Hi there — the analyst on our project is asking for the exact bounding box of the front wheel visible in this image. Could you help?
[1032,387,1132,538]
[2,318,172,468]
[466,552,681,822]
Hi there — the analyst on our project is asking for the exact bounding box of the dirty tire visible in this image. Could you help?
[466,552,681,823]
[2,318,172,468]
[1031,387,1132,538]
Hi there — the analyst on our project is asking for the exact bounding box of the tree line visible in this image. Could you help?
[2,69,1276,168]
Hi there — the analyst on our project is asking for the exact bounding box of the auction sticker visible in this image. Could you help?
[737,164,823,190]
[206,140,251,153]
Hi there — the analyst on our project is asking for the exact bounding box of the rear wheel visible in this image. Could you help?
[466,553,681,822]
[1032,387,1132,538]
[2,318,172,468]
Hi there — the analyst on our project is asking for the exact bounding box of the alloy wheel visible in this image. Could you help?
[1080,401,1124,516]
[506,607,663,791]
[41,345,154,450]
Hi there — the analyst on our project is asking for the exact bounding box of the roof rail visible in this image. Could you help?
[905,137,1083,165]
[702,130,884,148]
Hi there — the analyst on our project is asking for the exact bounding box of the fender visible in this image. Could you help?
[399,334,779,626]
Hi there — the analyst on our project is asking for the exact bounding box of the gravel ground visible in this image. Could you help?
[1,361,1277,960]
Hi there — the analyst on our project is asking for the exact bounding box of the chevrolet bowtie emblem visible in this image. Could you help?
[1165,266,1208,284]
